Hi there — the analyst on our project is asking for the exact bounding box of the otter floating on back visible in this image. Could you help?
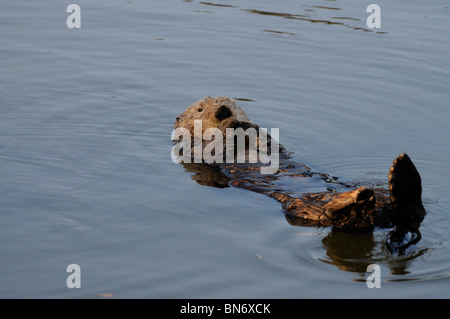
[173,96,426,231]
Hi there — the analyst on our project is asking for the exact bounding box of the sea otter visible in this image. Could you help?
[172,96,426,231]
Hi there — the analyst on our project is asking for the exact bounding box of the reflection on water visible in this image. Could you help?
[183,163,230,188]
[319,227,430,276]
[196,1,387,34]
[199,1,238,8]
[261,30,298,37]
[311,6,342,11]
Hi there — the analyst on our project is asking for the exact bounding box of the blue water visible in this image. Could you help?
[1,0,450,298]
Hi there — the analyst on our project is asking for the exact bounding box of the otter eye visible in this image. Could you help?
[198,108,203,112]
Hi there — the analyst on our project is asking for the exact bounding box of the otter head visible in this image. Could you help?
[174,96,280,172]
[175,96,252,137]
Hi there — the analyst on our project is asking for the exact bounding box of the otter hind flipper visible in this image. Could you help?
[389,153,422,206]
[388,153,426,223]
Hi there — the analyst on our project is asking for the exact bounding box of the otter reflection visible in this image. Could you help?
[290,213,426,275]
[183,163,231,189]
[321,227,426,275]
[183,162,426,274]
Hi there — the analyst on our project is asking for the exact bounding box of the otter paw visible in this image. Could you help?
[324,187,376,230]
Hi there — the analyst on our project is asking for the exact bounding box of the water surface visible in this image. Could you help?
[1,0,450,298]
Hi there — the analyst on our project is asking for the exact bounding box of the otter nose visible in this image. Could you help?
[215,105,232,121]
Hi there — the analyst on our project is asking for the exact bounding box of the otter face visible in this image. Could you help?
[173,96,280,172]
[175,96,251,136]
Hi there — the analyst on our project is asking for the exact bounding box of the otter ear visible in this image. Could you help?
[215,105,232,121]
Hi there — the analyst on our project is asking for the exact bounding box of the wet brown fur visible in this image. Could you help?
[174,96,426,231]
